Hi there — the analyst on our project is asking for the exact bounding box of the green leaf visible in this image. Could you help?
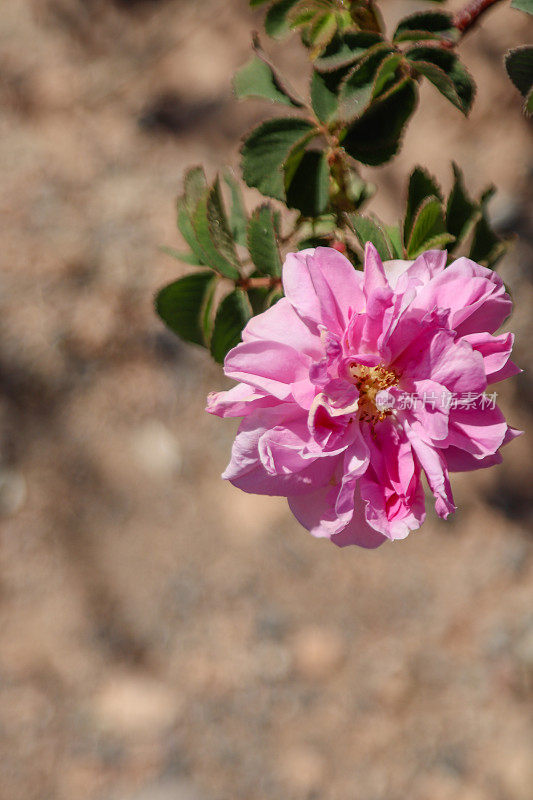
[176,167,211,266]
[406,195,446,257]
[469,214,508,268]
[233,56,299,106]
[404,166,442,244]
[250,34,305,107]
[247,205,283,277]
[177,198,207,266]
[446,162,478,243]
[505,46,533,97]
[314,31,383,72]
[341,77,418,166]
[183,166,207,212]
[247,286,271,315]
[406,46,475,114]
[338,43,395,122]
[310,68,341,122]
[159,245,204,266]
[385,225,404,258]
[373,53,403,97]
[419,232,455,252]
[210,289,252,364]
[393,11,456,43]
[241,117,316,200]
[208,178,242,267]
[223,170,248,247]
[511,0,533,14]
[190,182,241,280]
[285,150,330,217]
[250,0,270,7]
[346,213,394,261]
[156,272,216,346]
[307,12,338,53]
[201,275,218,344]
[289,9,317,30]
[265,0,301,38]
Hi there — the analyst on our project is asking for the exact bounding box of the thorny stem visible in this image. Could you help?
[453,0,507,37]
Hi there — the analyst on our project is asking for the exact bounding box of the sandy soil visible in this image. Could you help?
[0,2,532,799]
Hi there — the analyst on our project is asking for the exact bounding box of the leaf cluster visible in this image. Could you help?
[346,164,511,266]
[156,168,284,363]
[155,0,524,363]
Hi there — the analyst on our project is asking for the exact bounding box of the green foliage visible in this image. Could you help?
[176,170,243,279]
[210,290,253,363]
[223,170,248,247]
[260,0,355,48]
[191,180,242,280]
[385,225,404,258]
[285,150,330,216]
[156,272,216,346]
[468,184,511,268]
[337,43,396,122]
[346,213,395,260]
[156,0,522,364]
[373,53,403,96]
[264,0,301,38]
[406,46,475,114]
[233,56,300,106]
[404,168,448,257]
[306,11,338,54]
[446,162,478,242]
[310,68,341,122]
[399,164,508,266]
[240,118,317,201]
[393,11,456,43]
[505,46,533,115]
[406,196,449,257]
[314,32,383,72]
[341,164,510,267]
[341,77,418,165]
[247,206,283,276]
[157,170,287,358]
[404,167,442,244]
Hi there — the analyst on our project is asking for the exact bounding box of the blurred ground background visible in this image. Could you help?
[0,1,532,799]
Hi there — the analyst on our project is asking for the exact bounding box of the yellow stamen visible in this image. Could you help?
[349,363,399,424]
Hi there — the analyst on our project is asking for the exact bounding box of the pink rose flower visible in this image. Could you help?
[207,245,521,548]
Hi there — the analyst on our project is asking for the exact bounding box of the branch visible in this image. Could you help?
[453,0,506,37]
[237,276,281,291]
[251,32,307,108]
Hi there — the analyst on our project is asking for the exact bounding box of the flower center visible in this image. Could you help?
[349,363,399,424]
